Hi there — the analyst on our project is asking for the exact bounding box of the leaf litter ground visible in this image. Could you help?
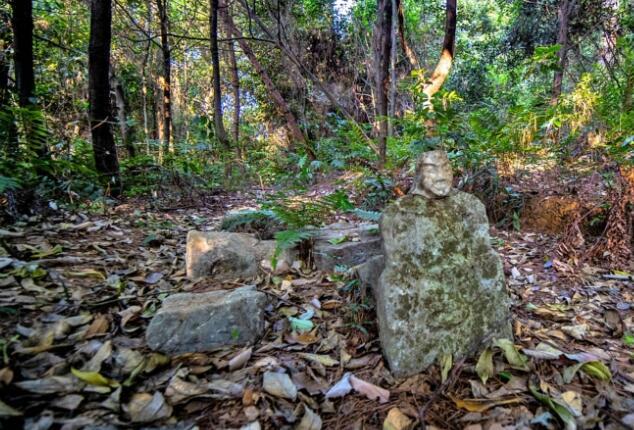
[0,192,632,430]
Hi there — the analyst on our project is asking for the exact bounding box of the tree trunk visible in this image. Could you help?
[422,0,457,103]
[89,0,121,196]
[221,10,306,153]
[228,38,241,157]
[388,0,398,137]
[210,0,229,150]
[111,73,135,157]
[156,0,172,153]
[373,0,392,166]
[0,8,11,108]
[551,0,572,103]
[397,0,419,70]
[11,0,35,107]
[141,0,153,153]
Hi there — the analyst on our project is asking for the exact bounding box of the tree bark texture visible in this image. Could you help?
[422,0,457,102]
[89,0,121,195]
[210,0,229,150]
[397,0,419,70]
[373,0,392,165]
[552,0,573,103]
[0,8,11,107]
[11,0,35,107]
[228,39,241,156]
[388,0,398,137]
[156,0,172,152]
[111,73,135,157]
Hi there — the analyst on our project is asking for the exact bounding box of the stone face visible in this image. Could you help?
[186,231,291,280]
[375,192,512,377]
[146,286,267,354]
[312,223,382,271]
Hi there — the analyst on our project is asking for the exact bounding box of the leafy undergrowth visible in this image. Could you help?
[0,192,633,430]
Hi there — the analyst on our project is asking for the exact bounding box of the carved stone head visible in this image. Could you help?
[411,150,453,198]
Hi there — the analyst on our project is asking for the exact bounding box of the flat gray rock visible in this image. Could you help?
[375,191,512,377]
[312,223,382,271]
[146,286,267,354]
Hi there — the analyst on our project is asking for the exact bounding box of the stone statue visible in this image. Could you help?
[374,150,512,377]
[411,150,453,198]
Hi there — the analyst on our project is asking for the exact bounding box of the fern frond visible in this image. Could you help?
[350,208,381,221]
[220,209,276,231]
[271,229,313,269]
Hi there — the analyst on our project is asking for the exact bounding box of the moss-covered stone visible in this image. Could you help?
[375,191,512,377]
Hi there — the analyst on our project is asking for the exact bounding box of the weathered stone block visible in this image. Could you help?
[375,192,512,377]
[312,223,382,271]
[352,255,384,295]
[186,231,292,280]
[146,286,267,354]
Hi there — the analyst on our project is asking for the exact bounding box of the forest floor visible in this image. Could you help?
[0,181,633,430]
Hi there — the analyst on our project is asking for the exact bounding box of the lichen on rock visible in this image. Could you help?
[375,191,512,377]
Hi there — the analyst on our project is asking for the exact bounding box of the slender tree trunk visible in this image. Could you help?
[11,0,35,107]
[89,0,121,196]
[111,72,135,157]
[373,0,392,166]
[0,9,11,108]
[551,0,572,103]
[156,0,172,153]
[388,0,398,137]
[228,39,241,158]
[210,0,229,150]
[141,0,153,154]
[221,11,306,153]
[397,0,419,70]
[0,8,18,158]
[422,0,457,103]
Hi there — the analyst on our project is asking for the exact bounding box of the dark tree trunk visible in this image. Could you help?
[11,0,35,107]
[0,8,11,107]
[111,73,135,157]
[210,0,228,149]
[156,0,171,152]
[551,0,573,103]
[89,0,121,195]
[373,0,392,166]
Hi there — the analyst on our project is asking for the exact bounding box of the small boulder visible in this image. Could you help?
[186,231,293,280]
[146,286,267,354]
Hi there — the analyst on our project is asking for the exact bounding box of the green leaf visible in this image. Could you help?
[623,333,634,347]
[581,361,611,381]
[289,317,314,333]
[494,338,529,371]
[0,399,22,417]
[71,368,119,388]
[564,360,611,383]
[328,235,348,245]
[529,382,577,430]
[440,353,453,383]
[475,348,494,384]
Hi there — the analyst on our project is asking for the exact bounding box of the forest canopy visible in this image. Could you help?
[0,0,631,204]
